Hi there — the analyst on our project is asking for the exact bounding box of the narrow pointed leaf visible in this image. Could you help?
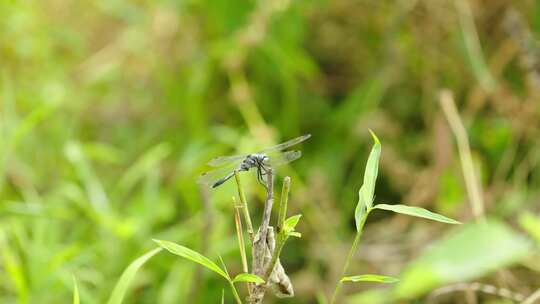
[354,131,381,231]
[107,248,162,304]
[153,239,229,280]
[362,130,381,209]
[283,214,302,233]
[373,204,461,224]
[341,274,399,283]
[232,273,265,284]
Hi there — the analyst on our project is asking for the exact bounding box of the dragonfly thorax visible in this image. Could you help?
[240,153,269,171]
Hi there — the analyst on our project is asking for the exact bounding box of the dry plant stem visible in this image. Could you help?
[260,169,274,238]
[249,169,275,304]
[233,200,249,274]
[263,176,291,279]
[522,288,540,304]
[235,171,255,241]
[233,200,252,297]
[439,90,485,221]
[263,234,286,280]
[330,209,370,304]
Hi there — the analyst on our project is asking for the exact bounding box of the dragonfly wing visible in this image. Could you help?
[207,153,248,167]
[198,165,237,186]
[258,134,311,154]
[267,150,302,168]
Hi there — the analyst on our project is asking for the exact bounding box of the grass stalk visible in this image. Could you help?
[234,171,255,241]
[229,281,243,304]
[277,176,291,232]
[439,90,485,221]
[260,168,274,236]
[220,256,243,304]
[330,208,370,304]
[233,198,249,273]
[263,176,291,280]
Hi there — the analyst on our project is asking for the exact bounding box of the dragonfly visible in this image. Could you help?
[198,134,311,188]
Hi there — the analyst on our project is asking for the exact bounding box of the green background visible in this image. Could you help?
[1,0,539,303]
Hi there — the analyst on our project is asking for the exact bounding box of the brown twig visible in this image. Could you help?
[249,169,279,304]
[260,169,274,239]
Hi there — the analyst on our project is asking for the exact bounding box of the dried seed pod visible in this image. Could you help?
[266,227,294,298]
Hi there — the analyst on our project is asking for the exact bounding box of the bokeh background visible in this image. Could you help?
[1,0,540,303]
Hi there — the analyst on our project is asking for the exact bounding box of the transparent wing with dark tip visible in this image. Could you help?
[266,150,302,168]
[258,134,311,154]
[207,153,248,167]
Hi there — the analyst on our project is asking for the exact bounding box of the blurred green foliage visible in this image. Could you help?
[1,0,540,303]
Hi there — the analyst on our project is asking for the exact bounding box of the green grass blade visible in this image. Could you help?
[373,204,461,224]
[232,273,265,284]
[362,130,381,209]
[72,276,80,304]
[341,274,399,283]
[355,185,367,232]
[153,239,229,280]
[107,248,162,304]
[355,130,381,231]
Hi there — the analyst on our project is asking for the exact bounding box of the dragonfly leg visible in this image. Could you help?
[256,165,269,190]
[257,167,265,188]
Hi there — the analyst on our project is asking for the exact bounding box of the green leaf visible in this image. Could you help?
[355,185,367,232]
[283,214,302,233]
[153,239,229,280]
[288,231,302,238]
[354,131,381,231]
[107,248,161,304]
[221,290,225,304]
[341,274,399,283]
[72,276,80,304]
[232,273,265,284]
[373,204,461,224]
[519,212,540,245]
[395,219,532,298]
[362,130,381,209]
